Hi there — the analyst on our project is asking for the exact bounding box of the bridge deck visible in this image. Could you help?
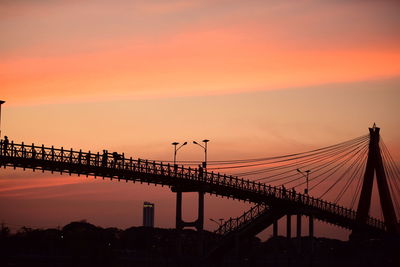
[0,140,386,233]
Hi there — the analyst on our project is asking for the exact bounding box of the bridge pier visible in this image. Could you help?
[296,214,302,254]
[296,214,302,238]
[174,188,204,231]
[309,215,314,238]
[286,214,291,239]
[175,191,183,229]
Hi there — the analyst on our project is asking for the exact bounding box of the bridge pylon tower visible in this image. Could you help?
[355,124,398,234]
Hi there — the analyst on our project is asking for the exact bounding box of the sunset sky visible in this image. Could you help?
[1,0,400,240]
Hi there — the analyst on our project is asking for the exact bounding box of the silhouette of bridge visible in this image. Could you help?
[1,125,399,258]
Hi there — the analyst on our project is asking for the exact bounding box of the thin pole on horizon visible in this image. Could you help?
[193,139,210,171]
[172,141,187,166]
[209,218,224,228]
[0,100,5,139]
[297,168,311,195]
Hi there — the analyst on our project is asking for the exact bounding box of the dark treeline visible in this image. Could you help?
[0,221,399,266]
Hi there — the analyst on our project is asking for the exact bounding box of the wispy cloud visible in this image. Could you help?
[0,176,94,197]
[1,0,399,105]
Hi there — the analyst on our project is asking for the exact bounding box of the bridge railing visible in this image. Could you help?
[0,140,386,231]
[215,203,269,235]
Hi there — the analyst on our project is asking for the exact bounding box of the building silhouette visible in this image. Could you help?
[143,202,155,227]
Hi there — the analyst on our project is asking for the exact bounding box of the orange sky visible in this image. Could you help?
[2,0,400,105]
[1,0,400,240]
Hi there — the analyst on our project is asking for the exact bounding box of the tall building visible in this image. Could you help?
[143,201,155,227]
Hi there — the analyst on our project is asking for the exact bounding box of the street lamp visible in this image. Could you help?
[0,100,5,139]
[172,141,187,166]
[297,168,311,194]
[193,139,209,169]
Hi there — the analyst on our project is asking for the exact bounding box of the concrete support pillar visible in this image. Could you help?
[175,190,204,231]
[287,214,291,239]
[309,215,314,254]
[296,214,302,254]
[176,191,183,230]
[197,191,204,230]
[273,220,278,237]
[296,214,302,238]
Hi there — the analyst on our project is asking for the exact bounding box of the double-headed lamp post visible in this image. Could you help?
[193,139,209,170]
[172,141,187,166]
[297,168,311,195]
[0,100,5,139]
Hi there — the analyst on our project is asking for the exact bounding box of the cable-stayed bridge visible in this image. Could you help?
[1,125,399,257]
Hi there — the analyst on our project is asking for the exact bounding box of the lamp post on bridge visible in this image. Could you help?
[193,139,209,171]
[0,100,5,139]
[297,168,311,195]
[172,141,187,167]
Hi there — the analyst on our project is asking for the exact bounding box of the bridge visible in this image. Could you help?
[1,125,399,259]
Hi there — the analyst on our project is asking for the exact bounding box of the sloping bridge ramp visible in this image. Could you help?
[205,203,286,261]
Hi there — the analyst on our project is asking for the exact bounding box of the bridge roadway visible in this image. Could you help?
[0,140,386,234]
